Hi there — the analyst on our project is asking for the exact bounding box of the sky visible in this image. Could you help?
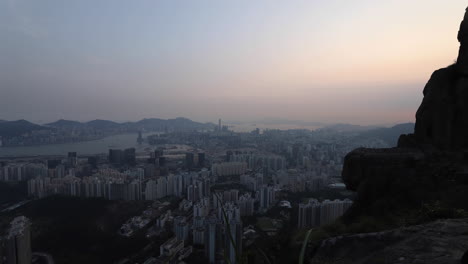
[1,0,466,125]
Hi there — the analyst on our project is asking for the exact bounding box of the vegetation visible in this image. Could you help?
[0,196,151,264]
[0,181,27,206]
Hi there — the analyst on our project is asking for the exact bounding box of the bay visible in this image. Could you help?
[0,133,155,157]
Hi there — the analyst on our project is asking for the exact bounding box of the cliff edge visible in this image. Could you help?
[309,7,468,264]
[342,7,468,223]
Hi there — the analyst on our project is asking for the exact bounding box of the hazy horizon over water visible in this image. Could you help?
[0,133,153,157]
[228,122,324,132]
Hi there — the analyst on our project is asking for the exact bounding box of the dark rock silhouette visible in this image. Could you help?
[462,250,468,264]
[342,7,468,221]
[311,8,468,263]
[412,6,468,150]
[458,7,468,75]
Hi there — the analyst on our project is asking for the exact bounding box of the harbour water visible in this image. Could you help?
[0,133,155,157]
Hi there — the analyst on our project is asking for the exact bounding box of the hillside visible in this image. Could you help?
[85,119,122,130]
[354,123,414,147]
[0,120,51,138]
[0,196,151,264]
[321,123,381,133]
[45,117,214,132]
[45,119,85,129]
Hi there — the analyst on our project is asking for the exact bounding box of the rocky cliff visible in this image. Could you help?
[316,6,468,264]
[342,7,468,221]
[312,218,468,264]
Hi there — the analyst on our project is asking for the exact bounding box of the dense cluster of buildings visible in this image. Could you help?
[297,198,353,228]
[0,123,389,263]
[156,195,244,264]
[27,168,214,202]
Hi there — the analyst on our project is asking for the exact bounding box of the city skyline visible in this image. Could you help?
[1,1,467,125]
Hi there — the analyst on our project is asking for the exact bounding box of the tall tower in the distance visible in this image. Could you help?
[218,119,222,131]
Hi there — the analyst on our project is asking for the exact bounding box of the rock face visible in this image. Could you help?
[413,7,468,150]
[342,148,424,192]
[457,7,468,75]
[324,7,468,264]
[342,7,468,220]
[312,218,468,264]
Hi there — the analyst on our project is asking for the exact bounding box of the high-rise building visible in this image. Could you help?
[166,174,175,196]
[137,131,143,144]
[298,199,353,228]
[109,149,123,164]
[144,180,157,200]
[6,216,31,264]
[47,159,61,169]
[298,199,321,228]
[126,180,141,200]
[193,227,205,245]
[185,153,194,170]
[67,152,78,167]
[320,199,353,225]
[197,153,206,168]
[226,221,242,264]
[173,174,183,197]
[87,156,98,168]
[211,162,247,177]
[156,177,167,199]
[124,148,136,165]
[205,216,219,264]
[238,193,254,216]
[259,185,275,211]
[174,216,189,242]
[158,157,166,168]
[56,164,65,178]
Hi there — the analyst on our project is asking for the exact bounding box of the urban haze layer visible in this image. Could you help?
[0,117,411,264]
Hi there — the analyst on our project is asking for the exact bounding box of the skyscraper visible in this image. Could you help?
[109,149,123,164]
[197,153,206,168]
[259,185,275,211]
[238,193,254,216]
[124,148,136,165]
[67,152,78,168]
[6,216,31,264]
[226,221,242,264]
[185,153,194,170]
[205,216,218,264]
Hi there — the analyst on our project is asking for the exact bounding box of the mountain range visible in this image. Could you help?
[0,118,414,146]
[0,120,52,138]
[0,118,215,138]
[354,123,415,146]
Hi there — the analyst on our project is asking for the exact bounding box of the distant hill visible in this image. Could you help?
[45,117,215,131]
[85,119,121,130]
[130,117,214,131]
[45,119,85,129]
[0,120,51,137]
[43,117,214,132]
[354,123,415,147]
[321,123,381,133]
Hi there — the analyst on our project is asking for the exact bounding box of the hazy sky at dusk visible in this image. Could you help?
[1,0,466,125]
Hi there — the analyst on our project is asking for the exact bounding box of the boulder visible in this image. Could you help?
[312,218,468,264]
